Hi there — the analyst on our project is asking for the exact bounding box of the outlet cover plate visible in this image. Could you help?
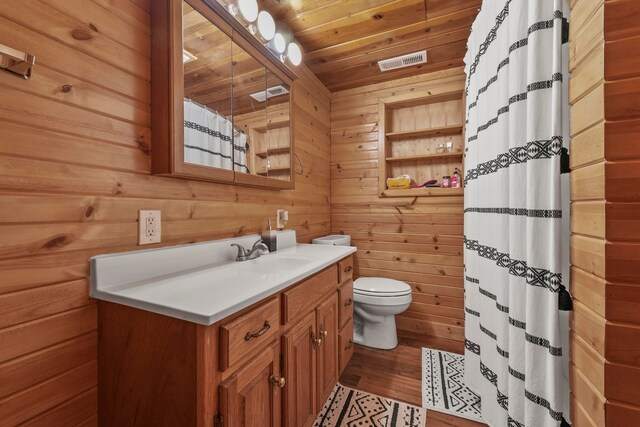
[138,210,161,245]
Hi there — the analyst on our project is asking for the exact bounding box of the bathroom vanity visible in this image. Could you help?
[91,237,355,426]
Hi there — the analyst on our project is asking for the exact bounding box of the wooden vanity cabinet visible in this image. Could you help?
[219,339,282,427]
[280,265,340,427]
[315,294,339,409]
[282,311,317,427]
[98,257,352,427]
[337,256,355,374]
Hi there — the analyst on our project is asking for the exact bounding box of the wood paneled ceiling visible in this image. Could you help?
[241,0,481,91]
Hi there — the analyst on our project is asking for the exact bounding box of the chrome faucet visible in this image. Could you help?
[231,239,269,261]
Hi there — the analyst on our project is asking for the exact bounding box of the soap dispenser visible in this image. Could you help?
[262,219,277,252]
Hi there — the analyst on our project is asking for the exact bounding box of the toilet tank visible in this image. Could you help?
[311,235,351,246]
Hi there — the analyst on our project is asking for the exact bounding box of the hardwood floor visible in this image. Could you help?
[339,331,486,427]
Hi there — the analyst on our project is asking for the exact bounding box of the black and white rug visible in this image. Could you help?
[314,383,426,427]
[422,348,483,423]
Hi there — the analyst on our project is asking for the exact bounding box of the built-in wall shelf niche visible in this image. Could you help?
[235,103,292,182]
[378,91,465,198]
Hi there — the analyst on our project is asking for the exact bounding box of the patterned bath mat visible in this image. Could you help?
[314,383,426,427]
[422,348,483,423]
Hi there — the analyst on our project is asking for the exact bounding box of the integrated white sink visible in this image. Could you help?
[90,234,356,325]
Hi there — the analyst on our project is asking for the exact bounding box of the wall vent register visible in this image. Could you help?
[378,50,427,72]
[250,85,290,102]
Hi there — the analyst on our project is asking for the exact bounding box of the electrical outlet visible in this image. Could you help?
[138,210,161,245]
[276,209,284,229]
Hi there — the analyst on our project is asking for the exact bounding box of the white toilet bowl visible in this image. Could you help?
[312,235,413,350]
[352,277,412,350]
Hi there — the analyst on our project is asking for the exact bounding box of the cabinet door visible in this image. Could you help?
[282,310,317,427]
[316,293,339,409]
[219,340,282,427]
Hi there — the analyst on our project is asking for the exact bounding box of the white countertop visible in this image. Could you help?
[91,240,356,325]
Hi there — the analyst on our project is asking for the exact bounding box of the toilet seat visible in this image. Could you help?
[353,277,411,297]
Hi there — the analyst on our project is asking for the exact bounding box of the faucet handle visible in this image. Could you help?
[231,243,247,259]
[252,238,265,249]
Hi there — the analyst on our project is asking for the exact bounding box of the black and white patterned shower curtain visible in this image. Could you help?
[463,1,570,426]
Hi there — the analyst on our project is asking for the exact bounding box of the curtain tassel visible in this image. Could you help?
[558,285,573,311]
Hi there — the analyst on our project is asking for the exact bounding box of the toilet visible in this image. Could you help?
[312,235,412,350]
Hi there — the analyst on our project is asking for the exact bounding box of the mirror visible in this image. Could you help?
[232,58,292,182]
[182,2,234,171]
[263,70,291,181]
[150,0,297,189]
[231,39,266,177]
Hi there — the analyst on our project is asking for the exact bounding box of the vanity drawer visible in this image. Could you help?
[282,265,337,324]
[338,279,353,328]
[220,297,280,371]
[338,319,354,374]
[338,256,353,284]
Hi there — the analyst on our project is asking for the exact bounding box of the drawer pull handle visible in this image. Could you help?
[344,265,353,273]
[345,340,353,351]
[311,332,323,349]
[344,298,353,307]
[269,375,286,388]
[321,328,328,339]
[244,320,271,341]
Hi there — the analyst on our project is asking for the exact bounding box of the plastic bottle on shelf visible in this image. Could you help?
[452,168,461,188]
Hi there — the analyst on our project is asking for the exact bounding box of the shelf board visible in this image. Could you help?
[381,187,464,198]
[253,121,290,133]
[385,125,463,141]
[255,147,291,158]
[386,152,463,162]
[257,167,290,176]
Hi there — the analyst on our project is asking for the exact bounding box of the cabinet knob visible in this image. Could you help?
[344,298,353,307]
[244,320,271,341]
[321,328,328,339]
[344,265,353,273]
[311,332,323,349]
[269,375,286,388]
[345,340,353,351]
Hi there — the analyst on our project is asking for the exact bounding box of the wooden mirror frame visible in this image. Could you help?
[150,0,297,190]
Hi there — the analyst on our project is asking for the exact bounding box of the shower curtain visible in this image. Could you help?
[183,99,249,173]
[463,1,570,426]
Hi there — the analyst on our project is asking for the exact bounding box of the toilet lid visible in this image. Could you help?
[353,277,411,297]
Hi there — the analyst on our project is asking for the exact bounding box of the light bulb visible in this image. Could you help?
[256,11,276,42]
[237,0,258,22]
[273,33,286,54]
[287,42,302,66]
[228,0,258,24]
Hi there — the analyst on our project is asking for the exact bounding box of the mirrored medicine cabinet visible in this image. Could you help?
[151,0,297,189]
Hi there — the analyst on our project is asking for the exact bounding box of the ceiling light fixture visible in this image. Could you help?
[287,42,302,66]
[225,3,303,66]
[227,0,258,24]
[255,11,276,42]
[272,33,286,54]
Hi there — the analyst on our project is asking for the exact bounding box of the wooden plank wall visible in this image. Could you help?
[601,0,640,424]
[330,68,466,346]
[568,0,608,425]
[0,1,331,424]
[570,0,640,425]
